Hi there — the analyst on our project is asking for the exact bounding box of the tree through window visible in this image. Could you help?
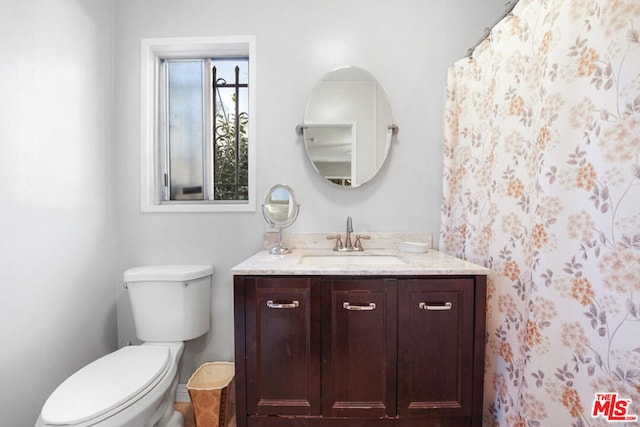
[213,59,248,200]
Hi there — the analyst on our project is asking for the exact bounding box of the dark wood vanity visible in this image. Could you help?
[233,271,487,427]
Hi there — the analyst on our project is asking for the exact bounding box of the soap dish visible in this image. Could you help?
[396,242,429,253]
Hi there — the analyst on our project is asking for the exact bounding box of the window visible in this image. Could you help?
[162,57,248,201]
[140,36,256,212]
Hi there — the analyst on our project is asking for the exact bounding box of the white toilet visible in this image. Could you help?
[36,265,214,427]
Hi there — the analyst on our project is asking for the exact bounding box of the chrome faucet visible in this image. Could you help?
[345,216,354,250]
[327,216,370,251]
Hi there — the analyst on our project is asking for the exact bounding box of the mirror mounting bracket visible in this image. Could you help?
[296,123,398,136]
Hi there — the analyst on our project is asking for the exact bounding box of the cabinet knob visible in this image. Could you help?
[418,302,453,311]
[343,302,376,311]
[266,300,300,309]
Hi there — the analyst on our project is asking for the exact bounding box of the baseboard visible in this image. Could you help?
[176,383,191,403]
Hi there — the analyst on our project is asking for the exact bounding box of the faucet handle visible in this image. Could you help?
[327,235,343,251]
[354,235,371,251]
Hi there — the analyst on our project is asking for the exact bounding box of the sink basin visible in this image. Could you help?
[299,253,405,266]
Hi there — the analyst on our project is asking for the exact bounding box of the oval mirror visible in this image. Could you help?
[299,66,396,188]
[262,184,300,254]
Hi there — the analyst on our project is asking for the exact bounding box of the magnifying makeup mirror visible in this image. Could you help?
[261,184,300,254]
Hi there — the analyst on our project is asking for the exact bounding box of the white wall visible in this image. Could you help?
[113,0,508,381]
[0,0,117,425]
[0,1,511,424]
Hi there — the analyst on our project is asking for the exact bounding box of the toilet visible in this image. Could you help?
[36,265,213,427]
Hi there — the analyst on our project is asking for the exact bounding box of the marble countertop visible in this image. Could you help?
[231,248,489,276]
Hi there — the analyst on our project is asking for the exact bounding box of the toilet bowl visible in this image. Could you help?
[36,342,183,427]
[36,265,213,427]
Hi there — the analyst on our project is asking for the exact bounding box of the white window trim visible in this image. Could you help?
[140,35,256,212]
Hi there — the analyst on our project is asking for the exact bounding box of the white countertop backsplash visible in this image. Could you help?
[262,231,434,251]
[232,232,489,276]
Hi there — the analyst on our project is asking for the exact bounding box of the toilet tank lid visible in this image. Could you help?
[123,264,214,282]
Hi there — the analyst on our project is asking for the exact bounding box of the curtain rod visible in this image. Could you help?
[467,0,520,58]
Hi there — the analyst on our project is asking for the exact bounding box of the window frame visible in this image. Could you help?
[140,36,256,212]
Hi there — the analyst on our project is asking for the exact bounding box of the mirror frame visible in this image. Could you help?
[298,66,397,188]
[261,184,300,254]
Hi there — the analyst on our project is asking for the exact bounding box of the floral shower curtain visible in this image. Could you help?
[440,0,640,425]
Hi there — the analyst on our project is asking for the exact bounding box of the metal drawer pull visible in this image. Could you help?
[266,300,299,309]
[419,302,453,311]
[343,302,376,311]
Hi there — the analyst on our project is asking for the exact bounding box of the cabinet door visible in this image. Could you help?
[245,277,321,415]
[398,278,475,418]
[322,278,397,418]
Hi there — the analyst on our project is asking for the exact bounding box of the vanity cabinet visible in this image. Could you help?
[234,274,486,427]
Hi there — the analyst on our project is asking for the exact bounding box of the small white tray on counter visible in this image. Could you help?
[396,241,430,253]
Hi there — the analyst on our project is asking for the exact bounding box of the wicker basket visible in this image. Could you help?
[186,362,235,427]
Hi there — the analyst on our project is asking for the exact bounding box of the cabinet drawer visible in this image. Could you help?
[245,277,321,415]
[321,278,397,418]
[397,278,475,418]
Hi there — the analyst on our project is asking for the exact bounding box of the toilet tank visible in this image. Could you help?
[123,265,213,342]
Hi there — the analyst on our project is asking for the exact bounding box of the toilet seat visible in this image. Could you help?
[40,345,170,426]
